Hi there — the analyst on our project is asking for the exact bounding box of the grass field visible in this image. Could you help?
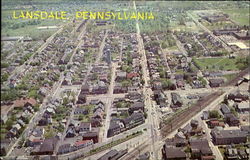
[223,73,237,82]
[222,8,250,26]
[193,57,239,71]
[1,9,67,40]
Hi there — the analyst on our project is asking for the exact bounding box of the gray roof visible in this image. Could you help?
[211,129,247,139]
[220,104,230,115]
[164,146,186,159]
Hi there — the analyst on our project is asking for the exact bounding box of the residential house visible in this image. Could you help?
[234,102,250,113]
[228,91,249,102]
[31,137,58,155]
[116,72,127,81]
[122,112,145,129]
[209,79,224,87]
[189,138,214,160]
[113,84,128,94]
[74,107,88,115]
[224,113,240,126]
[58,144,71,155]
[82,132,99,143]
[76,93,86,104]
[220,104,231,115]
[81,85,90,94]
[162,146,186,160]
[77,122,92,134]
[66,127,76,138]
[171,93,183,108]
[74,139,93,150]
[128,102,144,114]
[26,127,44,147]
[125,92,143,101]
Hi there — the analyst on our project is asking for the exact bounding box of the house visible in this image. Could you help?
[220,104,231,115]
[162,146,186,160]
[92,83,108,94]
[74,139,93,149]
[107,121,123,138]
[209,79,224,87]
[165,137,188,147]
[224,113,240,126]
[122,112,145,129]
[189,138,214,160]
[26,127,44,147]
[66,127,76,138]
[207,119,225,128]
[38,117,49,126]
[91,118,102,127]
[77,122,92,134]
[137,152,150,160]
[127,72,139,79]
[74,107,88,115]
[76,93,86,104]
[82,132,99,143]
[116,72,127,81]
[14,98,37,108]
[58,144,71,155]
[238,149,248,160]
[31,137,58,155]
[171,93,183,108]
[211,128,248,145]
[81,85,90,94]
[228,91,249,102]
[201,111,209,120]
[152,81,163,91]
[225,147,238,160]
[125,92,143,100]
[234,102,250,113]
[93,108,104,120]
[176,80,185,89]
[113,85,128,94]
[128,102,144,114]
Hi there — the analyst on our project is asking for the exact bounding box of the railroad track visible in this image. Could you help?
[120,142,149,160]
[222,68,249,87]
[161,91,223,137]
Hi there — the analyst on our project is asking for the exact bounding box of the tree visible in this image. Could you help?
[78,115,84,121]
[209,110,220,119]
[222,96,228,105]
[0,147,6,156]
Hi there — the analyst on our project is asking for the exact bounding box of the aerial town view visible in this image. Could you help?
[0,0,249,160]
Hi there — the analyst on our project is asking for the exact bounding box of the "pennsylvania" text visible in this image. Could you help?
[12,11,155,20]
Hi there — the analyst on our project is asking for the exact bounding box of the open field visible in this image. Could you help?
[222,8,250,26]
[1,10,67,40]
[193,57,239,71]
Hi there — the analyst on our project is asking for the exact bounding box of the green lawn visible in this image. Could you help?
[222,8,250,26]
[193,57,239,71]
[223,73,237,82]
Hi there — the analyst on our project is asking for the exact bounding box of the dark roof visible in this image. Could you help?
[211,129,247,139]
[241,125,250,133]
[39,137,58,153]
[79,122,91,128]
[130,102,144,108]
[220,104,230,115]
[189,138,213,155]
[209,78,224,84]
[83,132,98,138]
[164,146,186,159]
